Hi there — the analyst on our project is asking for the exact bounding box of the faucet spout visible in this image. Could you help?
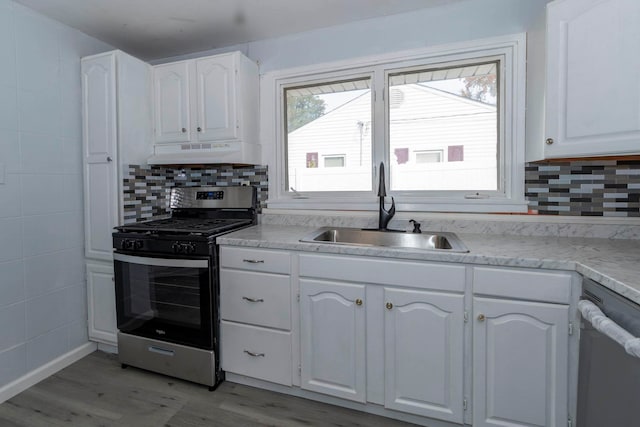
[377,162,396,230]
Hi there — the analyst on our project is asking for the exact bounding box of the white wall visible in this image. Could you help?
[152,0,548,182]
[0,0,112,388]
[154,0,549,72]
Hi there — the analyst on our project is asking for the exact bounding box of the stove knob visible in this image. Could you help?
[134,240,143,249]
[171,242,180,253]
[185,243,196,254]
[120,240,127,249]
[125,239,135,249]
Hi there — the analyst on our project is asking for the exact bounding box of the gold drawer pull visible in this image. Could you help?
[386,302,393,310]
[355,299,363,306]
[244,350,265,357]
[243,259,265,264]
[242,296,264,303]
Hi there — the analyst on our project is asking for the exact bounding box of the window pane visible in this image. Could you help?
[388,62,498,192]
[285,78,372,192]
[324,155,345,167]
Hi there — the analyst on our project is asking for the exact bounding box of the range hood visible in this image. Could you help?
[148,141,261,165]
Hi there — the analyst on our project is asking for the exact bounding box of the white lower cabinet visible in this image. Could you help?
[219,247,294,387]
[220,321,292,386]
[384,287,465,423]
[472,297,569,427]
[220,247,576,427]
[86,261,117,345]
[299,279,367,402]
[298,253,467,422]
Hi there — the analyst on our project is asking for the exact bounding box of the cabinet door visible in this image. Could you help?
[545,0,640,158]
[195,54,238,141]
[81,54,118,261]
[87,261,117,345]
[153,62,190,143]
[384,287,465,423]
[473,297,569,427]
[299,279,366,402]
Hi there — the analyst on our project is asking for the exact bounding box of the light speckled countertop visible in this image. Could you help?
[217,225,640,305]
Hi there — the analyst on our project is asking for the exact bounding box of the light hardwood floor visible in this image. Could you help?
[0,351,418,426]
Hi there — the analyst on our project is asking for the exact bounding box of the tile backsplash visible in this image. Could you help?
[122,159,640,224]
[122,164,268,224]
[525,160,640,217]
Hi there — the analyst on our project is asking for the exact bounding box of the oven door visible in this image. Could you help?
[113,252,214,349]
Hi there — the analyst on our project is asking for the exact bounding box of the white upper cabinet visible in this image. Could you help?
[195,55,238,141]
[81,53,118,261]
[153,62,191,143]
[150,51,260,165]
[544,0,640,158]
[82,51,152,261]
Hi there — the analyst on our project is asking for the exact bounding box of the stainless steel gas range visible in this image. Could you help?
[112,186,256,390]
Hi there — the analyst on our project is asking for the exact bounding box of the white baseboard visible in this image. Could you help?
[0,342,97,404]
[97,342,118,354]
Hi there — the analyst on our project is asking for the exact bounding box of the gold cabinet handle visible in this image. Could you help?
[355,299,363,306]
[478,314,486,322]
[386,302,393,310]
[242,259,264,264]
[242,296,264,303]
[243,350,265,357]
[545,138,554,145]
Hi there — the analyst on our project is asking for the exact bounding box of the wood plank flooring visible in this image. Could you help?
[0,351,418,426]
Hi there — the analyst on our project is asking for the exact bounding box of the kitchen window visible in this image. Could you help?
[268,34,526,212]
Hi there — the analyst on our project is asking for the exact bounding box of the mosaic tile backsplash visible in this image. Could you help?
[525,159,640,217]
[122,159,640,223]
[122,164,268,224]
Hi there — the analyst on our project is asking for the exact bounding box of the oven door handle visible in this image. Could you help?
[113,253,209,269]
[579,299,640,358]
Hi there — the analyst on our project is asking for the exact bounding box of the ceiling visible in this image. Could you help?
[14,0,463,61]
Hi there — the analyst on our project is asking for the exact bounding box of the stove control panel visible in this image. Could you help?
[196,191,224,200]
[120,239,144,250]
[172,242,197,254]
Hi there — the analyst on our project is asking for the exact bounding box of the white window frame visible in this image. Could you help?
[263,33,527,213]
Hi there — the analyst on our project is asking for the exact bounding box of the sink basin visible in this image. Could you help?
[300,227,469,252]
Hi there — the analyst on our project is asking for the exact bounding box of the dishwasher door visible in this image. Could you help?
[577,279,640,427]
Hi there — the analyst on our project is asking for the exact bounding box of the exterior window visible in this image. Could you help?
[324,155,346,168]
[285,78,372,192]
[415,150,443,164]
[271,34,525,212]
[389,62,498,192]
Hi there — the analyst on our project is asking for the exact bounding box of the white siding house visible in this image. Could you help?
[287,84,497,192]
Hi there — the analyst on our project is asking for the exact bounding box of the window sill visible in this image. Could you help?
[265,197,528,214]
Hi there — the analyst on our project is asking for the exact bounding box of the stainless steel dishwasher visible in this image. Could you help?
[577,278,640,427]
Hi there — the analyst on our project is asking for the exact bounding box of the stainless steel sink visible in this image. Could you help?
[300,227,469,252]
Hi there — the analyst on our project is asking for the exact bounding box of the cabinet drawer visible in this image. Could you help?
[220,269,291,330]
[221,321,292,386]
[220,247,291,274]
[473,266,572,304]
[299,254,466,292]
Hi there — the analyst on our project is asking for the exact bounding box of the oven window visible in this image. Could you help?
[114,255,213,348]
[127,264,206,328]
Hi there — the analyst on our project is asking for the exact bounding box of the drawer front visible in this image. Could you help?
[221,321,292,386]
[220,269,291,330]
[473,266,573,304]
[299,254,466,292]
[220,246,291,274]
